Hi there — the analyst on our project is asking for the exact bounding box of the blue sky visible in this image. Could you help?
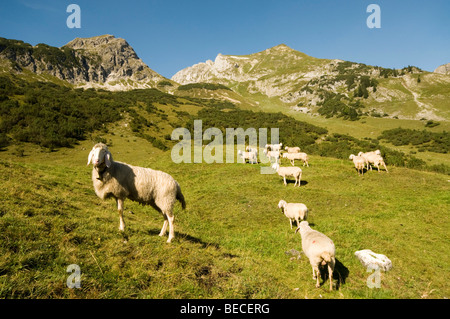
[0,0,449,78]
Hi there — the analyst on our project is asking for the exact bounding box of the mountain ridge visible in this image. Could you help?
[0,35,174,91]
[172,44,450,121]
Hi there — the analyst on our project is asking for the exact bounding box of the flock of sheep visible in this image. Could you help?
[87,141,388,291]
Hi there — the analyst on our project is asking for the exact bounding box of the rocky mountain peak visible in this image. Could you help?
[0,35,170,91]
[434,63,450,74]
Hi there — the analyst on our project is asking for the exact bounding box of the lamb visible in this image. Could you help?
[271,163,302,187]
[295,221,336,291]
[277,200,308,229]
[87,143,186,243]
[285,146,301,153]
[349,154,366,176]
[238,149,257,164]
[358,151,388,173]
[263,149,280,163]
[282,152,309,167]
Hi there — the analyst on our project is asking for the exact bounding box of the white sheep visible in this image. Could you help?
[238,150,257,164]
[277,200,308,229]
[282,152,309,167]
[296,221,336,291]
[358,151,388,173]
[265,143,283,152]
[87,143,186,243]
[263,149,280,163]
[285,146,301,153]
[271,163,302,187]
[349,154,366,176]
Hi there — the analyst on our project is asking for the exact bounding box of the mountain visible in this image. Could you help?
[172,45,450,121]
[0,35,175,91]
[434,63,450,74]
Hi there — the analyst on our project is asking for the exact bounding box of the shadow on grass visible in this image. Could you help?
[318,258,349,290]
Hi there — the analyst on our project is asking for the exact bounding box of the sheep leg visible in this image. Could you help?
[166,213,175,243]
[159,213,168,237]
[328,261,335,291]
[117,198,125,231]
[289,219,293,229]
[283,176,287,186]
[313,265,321,288]
[290,159,294,166]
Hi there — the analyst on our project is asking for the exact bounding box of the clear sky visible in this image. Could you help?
[0,0,449,78]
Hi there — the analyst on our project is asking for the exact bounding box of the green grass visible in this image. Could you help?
[0,133,448,299]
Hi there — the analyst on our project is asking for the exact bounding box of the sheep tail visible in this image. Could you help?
[321,251,332,266]
[176,183,186,210]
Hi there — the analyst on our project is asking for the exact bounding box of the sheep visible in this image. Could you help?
[263,149,280,163]
[285,146,301,153]
[349,154,366,176]
[295,221,336,291]
[265,143,283,152]
[238,149,257,164]
[271,163,302,187]
[277,200,308,229]
[87,143,186,243]
[282,152,309,167]
[358,151,388,173]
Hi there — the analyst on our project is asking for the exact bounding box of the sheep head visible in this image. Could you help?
[87,143,112,168]
[277,200,286,211]
[295,221,310,234]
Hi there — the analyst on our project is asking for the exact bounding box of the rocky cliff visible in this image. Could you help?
[0,35,172,91]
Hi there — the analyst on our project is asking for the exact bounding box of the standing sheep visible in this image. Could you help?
[238,150,257,164]
[265,143,283,152]
[87,143,186,243]
[278,200,308,229]
[349,154,366,176]
[271,163,302,187]
[282,152,309,167]
[263,149,280,163]
[285,146,301,153]
[296,221,336,291]
[358,151,388,173]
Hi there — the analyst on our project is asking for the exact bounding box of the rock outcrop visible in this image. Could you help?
[0,35,171,91]
[434,63,450,74]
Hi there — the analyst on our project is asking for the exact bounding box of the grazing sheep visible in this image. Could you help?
[238,150,257,164]
[278,200,308,229]
[271,163,302,187]
[296,221,336,291]
[263,149,280,163]
[265,143,283,152]
[87,143,186,243]
[285,146,301,153]
[358,151,388,173]
[282,152,309,167]
[349,154,366,176]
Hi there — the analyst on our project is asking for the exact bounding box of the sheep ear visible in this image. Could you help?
[105,151,112,168]
[87,149,94,166]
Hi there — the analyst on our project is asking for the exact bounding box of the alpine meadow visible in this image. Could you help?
[0,28,449,301]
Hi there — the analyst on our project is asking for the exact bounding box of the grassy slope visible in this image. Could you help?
[0,125,448,299]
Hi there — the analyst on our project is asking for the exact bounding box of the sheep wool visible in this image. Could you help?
[87,143,186,243]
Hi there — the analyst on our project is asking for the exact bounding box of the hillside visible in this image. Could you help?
[0,36,449,299]
[0,132,448,299]
[172,45,450,121]
[0,35,175,91]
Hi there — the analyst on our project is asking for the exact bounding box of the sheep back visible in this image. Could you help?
[93,161,180,208]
